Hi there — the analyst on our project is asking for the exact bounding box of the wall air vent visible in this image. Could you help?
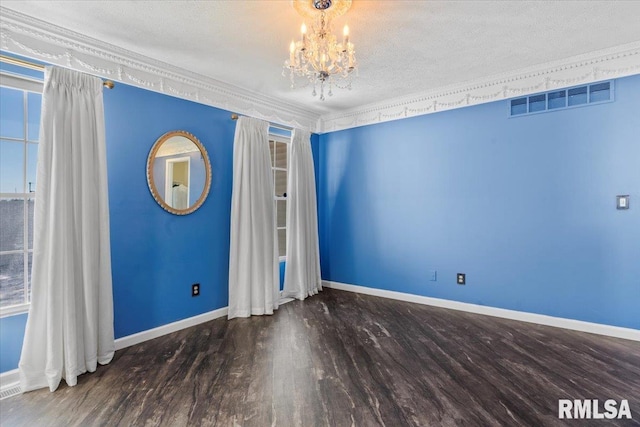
[510,81,613,117]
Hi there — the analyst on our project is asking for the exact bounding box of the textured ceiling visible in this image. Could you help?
[2,1,640,116]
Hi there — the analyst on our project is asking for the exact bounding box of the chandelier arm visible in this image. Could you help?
[284,0,357,100]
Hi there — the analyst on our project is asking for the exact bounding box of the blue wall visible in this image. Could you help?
[2,56,637,376]
[1,78,237,373]
[317,75,640,330]
[105,83,235,337]
[0,313,27,372]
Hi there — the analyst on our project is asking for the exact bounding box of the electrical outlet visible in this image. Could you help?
[192,283,200,297]
[429,270,437,281]
[456,273,466,285]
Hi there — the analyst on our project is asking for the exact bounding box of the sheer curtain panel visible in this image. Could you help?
[19,66,115,392]
[228,117,279,319]
[283,129,322,300]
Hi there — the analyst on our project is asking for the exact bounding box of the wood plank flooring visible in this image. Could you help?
[2,288,639,426]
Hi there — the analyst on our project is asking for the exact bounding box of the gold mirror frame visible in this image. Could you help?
[146,130,212,215]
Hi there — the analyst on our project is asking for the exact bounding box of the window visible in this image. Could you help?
[268,129,291,260]
[0,72,43,314]
[548,90,566,110]
[510,80,613,117]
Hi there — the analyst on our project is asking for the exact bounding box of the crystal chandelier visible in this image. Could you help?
[284,0,357,100]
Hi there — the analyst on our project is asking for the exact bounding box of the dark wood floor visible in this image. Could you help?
[2,288,639,426]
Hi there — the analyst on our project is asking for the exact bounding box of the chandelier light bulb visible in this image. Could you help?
[343,25,349,45]
[284,0,357,100]
[289,41,296,64]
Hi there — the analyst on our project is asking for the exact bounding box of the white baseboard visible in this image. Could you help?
[4,283,635,396]
[114,306,228,350]
[323,280,640,342]
[1,306,230,397]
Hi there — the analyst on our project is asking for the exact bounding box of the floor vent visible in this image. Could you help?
[0,384,21,400]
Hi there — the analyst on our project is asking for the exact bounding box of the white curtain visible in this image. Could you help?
[228,117,279,319]
[283,129,322,300]
[19,66,115,392]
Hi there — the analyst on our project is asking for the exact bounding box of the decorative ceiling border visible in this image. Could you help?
[2,7,639,135]
[0,7,320,132]
[319,41,640,133]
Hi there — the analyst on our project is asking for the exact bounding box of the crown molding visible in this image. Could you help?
[319,41,640,133]
[0,7,320,132]
[2,7,639,135]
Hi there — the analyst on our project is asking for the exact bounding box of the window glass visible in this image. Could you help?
[275,141,287,169]
[27,198,34,250]
[510,98,527,116]
[528,94,546,113]
[589,82,610,103]
[28,252,33,301]
[0,87,24,139]
[510,81,612,117]
[275,169,287,198]
[277,229,287,258]
[0,198,24,251]
[0,61,44,79]
[548,90,566,109]
[269,132,291,259]
[0,140,25,193]
[268,140,275,167]
[277,200,286,228]
[0,253,25,307]
[27,142,38,192]
[568,86,588,106]
[27,92,42,141]
[0,75,41,312]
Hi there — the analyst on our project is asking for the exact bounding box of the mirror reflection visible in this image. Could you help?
[146,131,211,215]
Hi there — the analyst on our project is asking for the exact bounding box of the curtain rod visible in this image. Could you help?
[0,54,115,89]
[230,114,293,132]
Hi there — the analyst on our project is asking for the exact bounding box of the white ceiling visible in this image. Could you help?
[2,0,640,118]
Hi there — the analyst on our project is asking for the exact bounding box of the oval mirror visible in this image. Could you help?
[146,130,212,215]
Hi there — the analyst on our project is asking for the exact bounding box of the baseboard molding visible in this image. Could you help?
[323,280,640,342]
[0,369,20,399]
[0,307,229,397]
[114,306,228,351]
[4,284,635,396]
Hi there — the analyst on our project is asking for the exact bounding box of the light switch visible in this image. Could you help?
[616,195,630,210]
